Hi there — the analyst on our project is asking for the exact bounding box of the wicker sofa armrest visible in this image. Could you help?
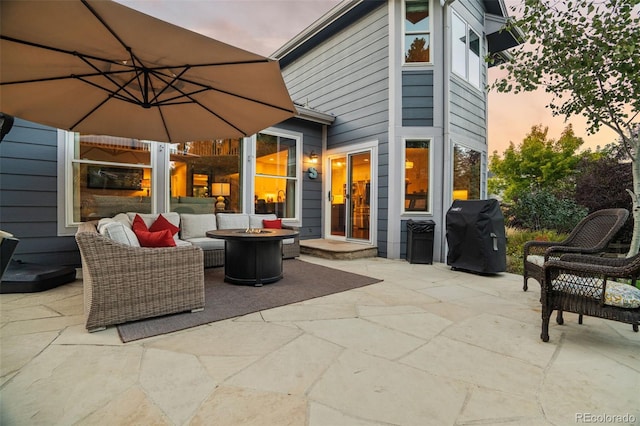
[76,224,205,331]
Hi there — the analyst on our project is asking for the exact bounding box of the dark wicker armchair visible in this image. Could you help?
[541,253,640,341]
[523,208,629,291]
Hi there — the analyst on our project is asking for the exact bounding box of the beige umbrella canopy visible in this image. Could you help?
[0,0,295,142]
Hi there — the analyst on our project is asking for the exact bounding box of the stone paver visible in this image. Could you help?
[1,257,638,425]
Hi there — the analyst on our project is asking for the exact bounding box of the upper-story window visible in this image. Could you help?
[452,11,482,88]
[404,0,431,64]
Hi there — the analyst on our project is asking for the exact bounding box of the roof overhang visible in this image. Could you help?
[485,13,524,67]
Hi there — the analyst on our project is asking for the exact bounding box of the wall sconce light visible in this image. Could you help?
[405,161,414,169]
[309,150,319,163]
[211,182,231,211]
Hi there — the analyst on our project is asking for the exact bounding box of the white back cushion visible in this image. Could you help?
[180,214,217,239]
[100,222,140,247]
[216,213,249,229]
[249,214,277,229]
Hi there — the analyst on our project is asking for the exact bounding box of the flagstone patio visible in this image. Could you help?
[1,256,638,425]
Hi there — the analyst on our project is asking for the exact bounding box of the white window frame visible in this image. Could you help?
[248,127,302,225]
[60,131,154,228]
[451,11,482,89]
[403,0,432,65]
[402,137,433,215]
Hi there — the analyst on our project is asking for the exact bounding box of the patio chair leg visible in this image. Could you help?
[523,275,528,292]
[541,310,551,342]
[578,314,583,324]
[633,324,638,332]
[556,310,564,325]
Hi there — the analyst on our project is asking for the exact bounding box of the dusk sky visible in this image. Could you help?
[117,0,618,155]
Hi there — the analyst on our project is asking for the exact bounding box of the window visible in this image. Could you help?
[404,139,431,212]
[169,139,243,214]
[254,131,300,219]
[67,134,152,224]
[452,12,482,88]
[453,145,481,200]
[404,0,431,63]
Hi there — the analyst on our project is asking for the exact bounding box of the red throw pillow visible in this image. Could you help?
[132,214,148,233]
[135,228,176,247]
[263,219,282,229]
[149,214,180,236]
[132,214,176,247]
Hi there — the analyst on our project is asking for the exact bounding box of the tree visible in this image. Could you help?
[492,0,640,255]
[489,124,584,200]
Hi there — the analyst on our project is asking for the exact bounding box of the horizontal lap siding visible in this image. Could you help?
[282,4,390,256]
[402,70,434,126]
[449,79,486,143]
[450,0,488,145]
[0,120,80,266]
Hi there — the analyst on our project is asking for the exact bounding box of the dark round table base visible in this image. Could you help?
[223,239,283,286]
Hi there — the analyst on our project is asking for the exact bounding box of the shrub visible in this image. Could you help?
[505,227,568,275]
[505,189,587,233]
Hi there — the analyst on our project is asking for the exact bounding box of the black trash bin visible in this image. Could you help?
[445,199,506,274]
[406,219,435,264]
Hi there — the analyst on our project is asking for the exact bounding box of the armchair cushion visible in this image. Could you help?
[552,274,640,309]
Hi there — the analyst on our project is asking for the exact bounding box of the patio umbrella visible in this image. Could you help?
[0,0,296,142]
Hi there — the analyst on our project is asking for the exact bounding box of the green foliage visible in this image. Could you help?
[492,0,640,138]
[489,125,583,200]
[505,227,568,275]
[491,0,640,255]
[505,188,588,233]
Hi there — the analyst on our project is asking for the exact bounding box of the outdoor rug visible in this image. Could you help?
[117,259,382,343]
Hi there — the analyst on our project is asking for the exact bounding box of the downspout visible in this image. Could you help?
[440,0,455,261]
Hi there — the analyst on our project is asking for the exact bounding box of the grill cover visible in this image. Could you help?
[446,199,506,274]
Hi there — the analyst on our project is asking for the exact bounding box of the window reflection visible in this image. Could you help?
[169,139,242,214]
[404,0,430,63]
[453,145,481,200]
[73,135,152,222]
[404,140,430,212]
[254,133,297,218]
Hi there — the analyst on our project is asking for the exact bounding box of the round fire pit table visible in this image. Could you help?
[206,228,299,286]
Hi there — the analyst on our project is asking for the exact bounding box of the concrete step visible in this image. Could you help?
[300,238,378,260]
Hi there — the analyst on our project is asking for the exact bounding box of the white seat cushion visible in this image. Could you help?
[185,237,225,250]
[180,213,217,239]
[526,255,545,267]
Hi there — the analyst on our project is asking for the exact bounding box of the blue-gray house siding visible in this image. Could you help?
[280,3,390,256]
[0,119,80,266]
[402,70,434,127]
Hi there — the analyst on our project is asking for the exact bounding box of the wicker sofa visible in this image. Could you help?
[94,212,300,268]
[541,253,640,342]
[76,222,205,332]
